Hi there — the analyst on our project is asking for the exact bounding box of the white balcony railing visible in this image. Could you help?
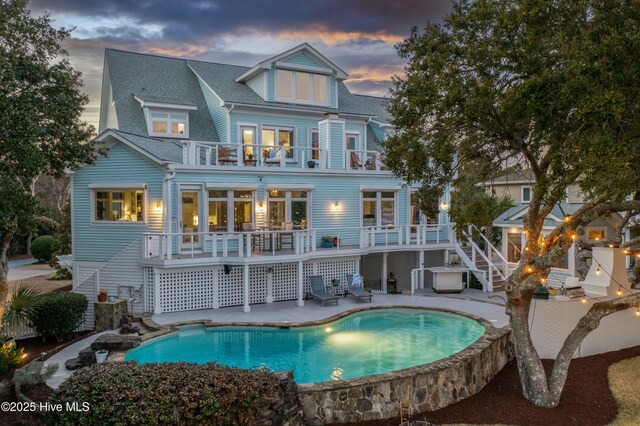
[183,142,328,169]
[142,224,454,261]
[345,149,386,171]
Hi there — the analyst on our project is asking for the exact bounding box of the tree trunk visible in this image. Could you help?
[507,292,557,406]
[0,226,16,321]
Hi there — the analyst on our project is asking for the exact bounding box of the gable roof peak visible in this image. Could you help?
[235,43,348,83]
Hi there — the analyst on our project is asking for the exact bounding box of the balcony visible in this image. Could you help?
[182,142,388,172]
[141,224,454,266]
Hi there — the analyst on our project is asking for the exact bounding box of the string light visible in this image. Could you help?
[596,266,601,275]
[617,287,622,296]
[636,308,640,317]
[571,234,576,241]
[526,266,534,273]
[564,215,572,223]
[582,296,587,303]
[540,277,546,284]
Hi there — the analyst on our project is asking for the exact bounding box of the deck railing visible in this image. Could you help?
[183,141,328,169]
[142,224,454,261]
[345,149,387,171]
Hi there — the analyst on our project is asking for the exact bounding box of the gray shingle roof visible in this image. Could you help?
[494,203,585,227]
[186,59,390,120]
[106,49,219,141]
[488,168,535,184]
[108,129,183,163]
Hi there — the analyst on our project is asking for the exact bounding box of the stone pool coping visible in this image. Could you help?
[111,305,500,373]
[110,306,512,424]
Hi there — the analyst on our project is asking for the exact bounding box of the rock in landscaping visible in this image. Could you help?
[64,357,84,371]
[91,333,140,351]
[78,346,96,364]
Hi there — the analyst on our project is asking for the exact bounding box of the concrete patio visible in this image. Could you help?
[151,289,509,328]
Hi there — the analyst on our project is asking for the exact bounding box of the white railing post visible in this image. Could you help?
[436,225,440,244]
[337,229,340,249]
[312,230,317,252]
[246,233,252,257]
[167,235,172,260]
[223,234,228,257]
[238,234,244,258]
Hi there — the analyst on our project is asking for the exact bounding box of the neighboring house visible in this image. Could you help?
[73,43,501,328]
[486,169,628,286]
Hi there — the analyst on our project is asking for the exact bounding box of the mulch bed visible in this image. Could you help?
[16,330,93,365]
[351,345,640,426]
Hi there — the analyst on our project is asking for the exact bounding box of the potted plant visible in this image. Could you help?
[307,160,316,168]
[331,278,340,287]
[98,289,108,303]
[333,237,340,247]
[321,236,334,248]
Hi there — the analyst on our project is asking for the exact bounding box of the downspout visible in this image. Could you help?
[226,104,235,144]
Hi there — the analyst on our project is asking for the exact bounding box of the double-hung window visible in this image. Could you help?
[267,190,308,229]
[362,191,396,227]
[521,186,532,203]
[149,111,188,138]
[94,189,144,222]
[262,127,294,159]
[207,190,254,232]
[276,69,329,105]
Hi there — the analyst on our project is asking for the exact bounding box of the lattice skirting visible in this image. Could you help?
[144,257,359,313]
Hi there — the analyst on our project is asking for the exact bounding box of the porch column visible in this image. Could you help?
[242,264,250,313]
[382,252,388,293]
[266,267,273,303]
[153,269,161,314]
[297,261,304,307]
[166,180,173,260]
[568,243,576,277]
[419,250,425,289]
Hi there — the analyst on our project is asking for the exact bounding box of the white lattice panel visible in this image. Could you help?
[315,258,358,294]
[302,262,314,295]
[249,266,268,304]
[144,267,154,313]
[272,263,299,301]
[159,269,216,312]
[217,268,243,307]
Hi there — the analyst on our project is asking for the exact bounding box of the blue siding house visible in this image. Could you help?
[72,43,482,328]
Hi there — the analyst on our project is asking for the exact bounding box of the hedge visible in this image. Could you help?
[28,292,87,342]
[48,361,280,426]
[30,235,54,261]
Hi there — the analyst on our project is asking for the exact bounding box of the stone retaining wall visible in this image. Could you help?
[298,318,512,425]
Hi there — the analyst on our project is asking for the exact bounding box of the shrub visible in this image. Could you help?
[48,361,280,426]
[30,235,54,261]
[28,292,87,342]
[0,343,25,375]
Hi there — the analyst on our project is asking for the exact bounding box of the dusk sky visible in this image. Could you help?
[29,0,453,129]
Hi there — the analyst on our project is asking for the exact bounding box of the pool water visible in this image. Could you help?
[125,309,485,384]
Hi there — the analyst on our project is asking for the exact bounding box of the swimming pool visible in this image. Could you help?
[125,308,485,384]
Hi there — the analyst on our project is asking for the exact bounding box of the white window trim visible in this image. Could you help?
[237,122,258,160]
[90,187,148,225]
[275,69,330,106]
[345,132,361,151]
[206,189,256,233]
[360,190,397,228]
[521,186,532,204]
[147,108,190,139]
[261,125,296,163]
[266,189,311,229]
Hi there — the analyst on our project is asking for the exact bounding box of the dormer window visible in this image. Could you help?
[149,111,189,138]
[276,70,328,105]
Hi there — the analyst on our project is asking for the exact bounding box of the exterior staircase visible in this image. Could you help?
[452,229,510,292]
[459,245,506,292]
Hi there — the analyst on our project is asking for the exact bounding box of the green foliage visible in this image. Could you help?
[384,0,640,213]
[0,342,24,375]
[28,292,87,342]
[0,0,98,299]
[29,235,54,261]
[12,361,58,393]
[48,361,280,426]
[2,285,42,335]
[450,173,514,244]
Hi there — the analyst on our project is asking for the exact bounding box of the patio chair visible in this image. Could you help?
[307,275,339,306]
[279,221,294,251]
[345,273,373,302]
[349,152,362,169]
[217,146,238,164]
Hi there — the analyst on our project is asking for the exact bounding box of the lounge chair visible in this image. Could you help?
[345,274,373,302]
[307,275,339,306]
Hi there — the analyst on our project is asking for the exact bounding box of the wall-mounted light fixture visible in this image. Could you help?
[333,201,340,211]
[155,201,163,214]
[439,201,449,212]
[257,201,265,212]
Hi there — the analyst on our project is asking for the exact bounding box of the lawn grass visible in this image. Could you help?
[609,355,640,426]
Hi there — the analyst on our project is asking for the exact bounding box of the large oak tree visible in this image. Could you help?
[0,0,96,315]
[384,0,640,407]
